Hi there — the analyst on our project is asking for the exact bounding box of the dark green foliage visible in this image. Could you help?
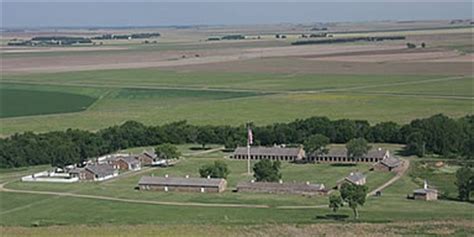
[0,114,471,168]
[196,126,215,149]
[407,43,417,48]
[155,143,181,160]
[340,183,368,219]
[292,36,405,45]
[303,134,329,156]
[328,193,343,212]
[406,132,425,157]
[253,160,282,182]
[455,166,474,201]
[346,138,371,161]
[402,114,465,157]
[221,35,245,40]
[199,160,230,179]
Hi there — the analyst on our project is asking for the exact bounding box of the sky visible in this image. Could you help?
[1,1,472,28]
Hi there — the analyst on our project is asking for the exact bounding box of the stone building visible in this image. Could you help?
[413,180,438,201]
[307,147,390,163]
[231,146,305,162]
[138,175,227,193]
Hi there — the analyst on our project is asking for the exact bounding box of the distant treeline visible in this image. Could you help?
[91,33,161,40]
[0,114,472,168]
[8,36,92,46]
[207,35,246,41]
[291,36,406,45]
[7,33,161,46]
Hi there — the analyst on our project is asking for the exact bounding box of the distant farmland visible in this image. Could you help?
[0,88,96,118]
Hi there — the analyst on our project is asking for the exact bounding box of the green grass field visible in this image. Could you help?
[0,68,472,135]
[0,87,96,118]
[1,144,473,229]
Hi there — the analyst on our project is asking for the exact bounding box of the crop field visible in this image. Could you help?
[0,87,96,118]
[0,68,472,135]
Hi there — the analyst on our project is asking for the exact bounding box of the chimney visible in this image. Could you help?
[207,175,211,179]
[378,147,382,151]
[251,179,255,183]
[279,179,283,184]
[306,181,310,185]
[164,174,168,178]
[424,180,428,189]
[185,175,189,179]
[350,172,354,176]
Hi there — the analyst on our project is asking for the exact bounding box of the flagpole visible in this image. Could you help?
[247,142,250,175]
[247,122,251,175]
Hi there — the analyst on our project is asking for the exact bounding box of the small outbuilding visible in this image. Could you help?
[137,149,160,166]
[138,175,227,193]
[69,164,118,181]
[337,172,366,188]
[114,156,141,171]
[376,156,402,172]
[413,181,438,201]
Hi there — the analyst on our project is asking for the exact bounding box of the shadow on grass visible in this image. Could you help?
[315,214,349,221]
[330,163,357,167]
[189,147,212,151]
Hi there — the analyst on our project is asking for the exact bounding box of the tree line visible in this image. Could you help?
[0,114,472,168]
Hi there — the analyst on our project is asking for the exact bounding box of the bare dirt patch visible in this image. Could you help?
[2,44,404,74]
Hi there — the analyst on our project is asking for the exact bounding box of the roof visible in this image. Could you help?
[413,188,438,194]
[381,156,401,168]
[345,172,366,183]
[85,164,116,177]
[237,181,325,191]
[117,156,140,165]
[233,146,303,157]
[312,147,388,159]
[142,150,157,159]
[138,176,225,188]
[68,167,85,174]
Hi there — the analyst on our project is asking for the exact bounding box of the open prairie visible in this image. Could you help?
[0,22,472,135]
[1,15,473,236]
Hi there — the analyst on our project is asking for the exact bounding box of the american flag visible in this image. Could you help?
[247,127,253,145]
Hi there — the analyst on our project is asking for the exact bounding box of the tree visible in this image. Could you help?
[199,160,230,179]
[455,166,474,201]
[253,159,282,182]
[303,134,329,158]
[346,138,371,162]
[155,143,181,160]
[329,193,343,212]
[406,131,425,157]
[340,183,368,219]
[196,126,215,149]
[421,42,426,48]
[406,43,416,48]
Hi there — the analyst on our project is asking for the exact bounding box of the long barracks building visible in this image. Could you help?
[231,146,391,164]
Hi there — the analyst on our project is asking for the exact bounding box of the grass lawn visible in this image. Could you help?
[0,147,473,230]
